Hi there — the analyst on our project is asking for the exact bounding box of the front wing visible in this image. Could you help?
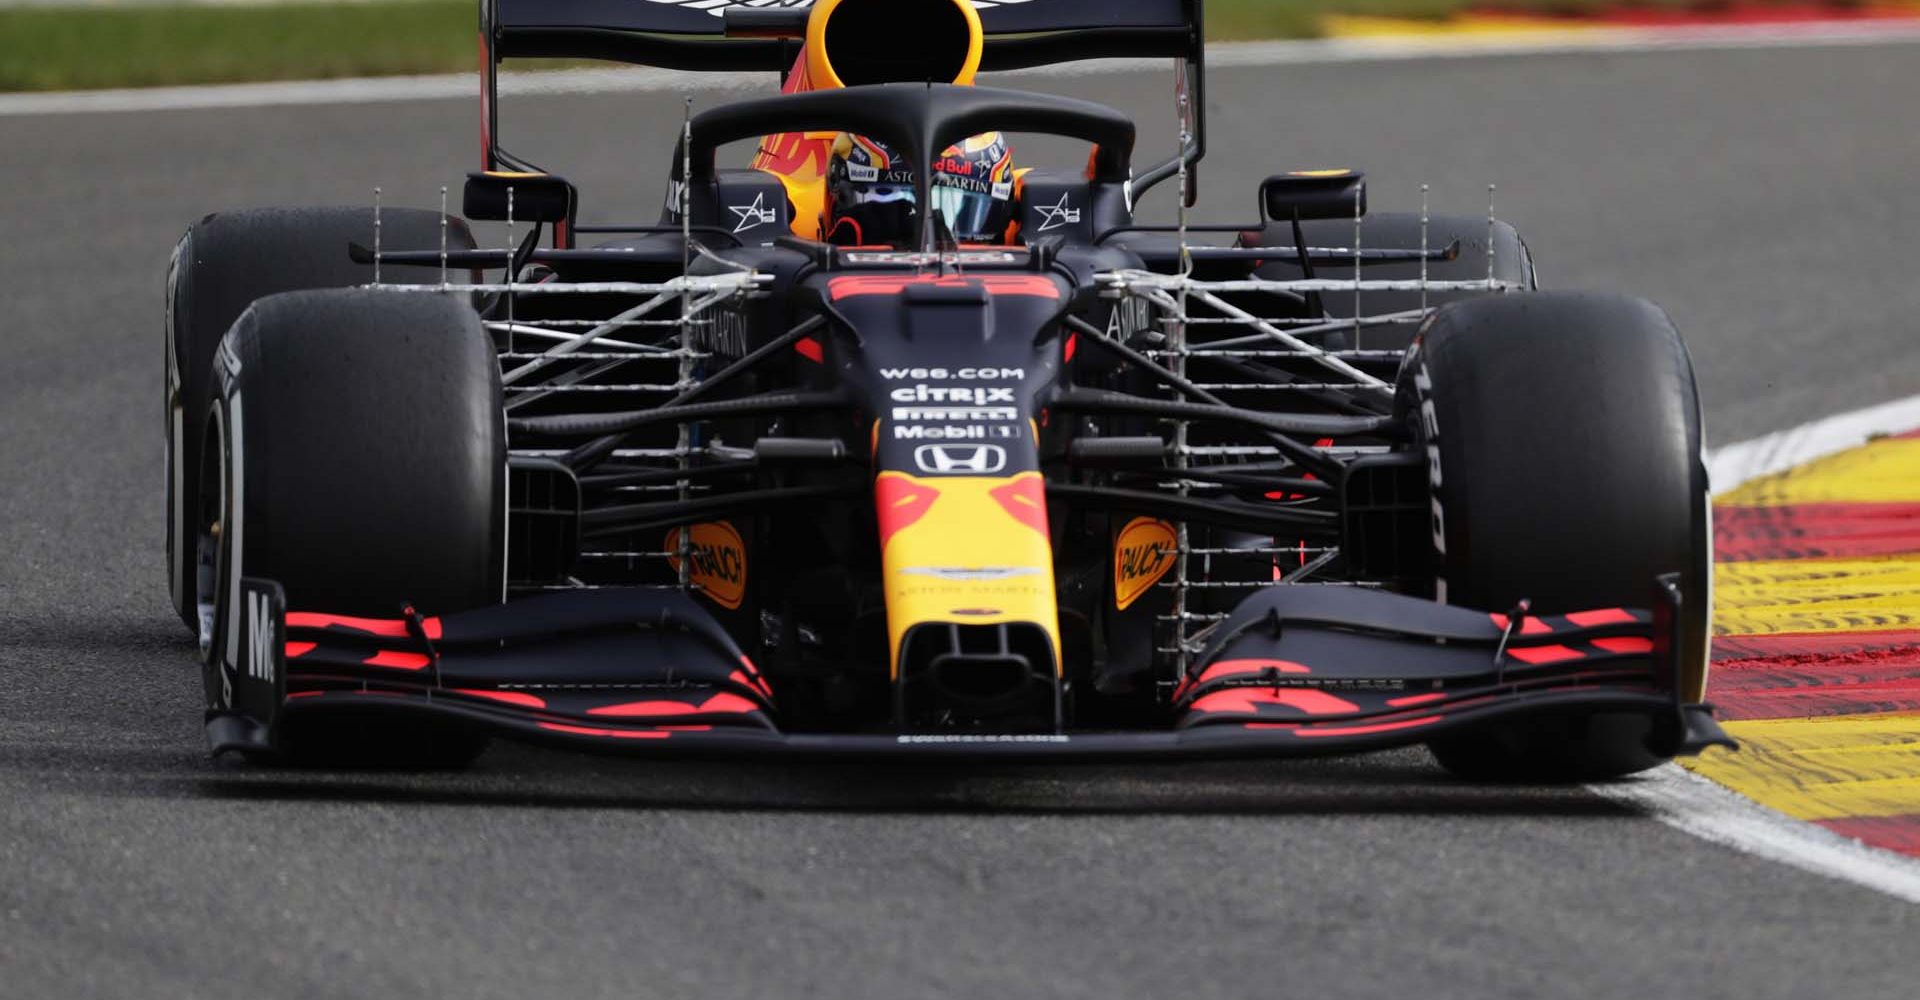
[207,579,1735,761]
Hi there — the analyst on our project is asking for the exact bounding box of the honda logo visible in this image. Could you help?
[913,444,1008,475]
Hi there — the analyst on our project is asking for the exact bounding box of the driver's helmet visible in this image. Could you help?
[826,131,1017,246]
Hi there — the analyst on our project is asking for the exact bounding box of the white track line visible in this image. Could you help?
[1708,393,1920,492]
[5,22,1920,117]
[1589,391,1920,906]
[1205,20,1920,65]
[1589,765,1920,905]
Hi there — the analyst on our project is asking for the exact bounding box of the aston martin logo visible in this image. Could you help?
[900,567,1041,582]
[636,0,1038,14]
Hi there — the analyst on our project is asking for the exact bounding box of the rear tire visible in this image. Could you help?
[1399,291,1710,782]
[201,288,503,767]
[167,207,474,632]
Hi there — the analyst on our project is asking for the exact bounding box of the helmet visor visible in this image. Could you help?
[929,185,1002,243]
[845,183,917,206]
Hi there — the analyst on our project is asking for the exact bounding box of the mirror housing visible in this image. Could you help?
[722,7,810,38]
[1261,170,1366,222]
[463,171,576,226]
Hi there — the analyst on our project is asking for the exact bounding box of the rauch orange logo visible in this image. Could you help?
[1114,517,1177,610]
[665,521,748,610]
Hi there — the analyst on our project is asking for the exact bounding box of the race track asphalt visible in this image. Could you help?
[4,41,1920,999]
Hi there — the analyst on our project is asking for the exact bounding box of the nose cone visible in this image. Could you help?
[825,268,1069,724]
[877,472,1063,730]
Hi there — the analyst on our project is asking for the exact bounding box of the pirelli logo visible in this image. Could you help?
[892,405,1020,423]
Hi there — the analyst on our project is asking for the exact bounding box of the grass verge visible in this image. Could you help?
[0,0,1861,93]
[0,1,475,92]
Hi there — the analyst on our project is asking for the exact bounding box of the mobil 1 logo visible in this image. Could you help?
[893,423,1024,442]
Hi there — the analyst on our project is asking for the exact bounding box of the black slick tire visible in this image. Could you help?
[200,288,503,767]
[167,207,474,632]
[1399,291,1710,782]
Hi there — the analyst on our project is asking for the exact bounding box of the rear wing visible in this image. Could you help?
[488,0,1199,71]
[479,0,1207,202]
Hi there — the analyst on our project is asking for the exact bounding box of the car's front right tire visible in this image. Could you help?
[167,207,475,632]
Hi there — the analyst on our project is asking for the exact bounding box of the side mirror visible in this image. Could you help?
[723,6,811,37]
[1261,170,1366,222]
[463,171,576,226]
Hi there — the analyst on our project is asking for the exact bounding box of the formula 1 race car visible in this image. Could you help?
[163,0,1734,778]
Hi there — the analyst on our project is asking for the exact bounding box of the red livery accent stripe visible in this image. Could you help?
[362,650,431,671]
[1566,608,1637,627]
[288,612,407,637]
[875,474,940,546]
[586,692,761,718]
[988,477,1050,536]
[1505,644,1583,665]
[1296,716,1444,738]
[284,642,317,659]
[286,612,442,640]
[729,669,774,700]
[454,689,547,709]
[794,337,824,363]
[1488,613,1553,635]
[828,275,1061,300]
[1385,692,1447,708]
[538,722,672,740]
[1189,688,1361,716]
[1591,636,1655,655]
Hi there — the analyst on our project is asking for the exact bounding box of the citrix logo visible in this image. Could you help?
[889,384,1017,405]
